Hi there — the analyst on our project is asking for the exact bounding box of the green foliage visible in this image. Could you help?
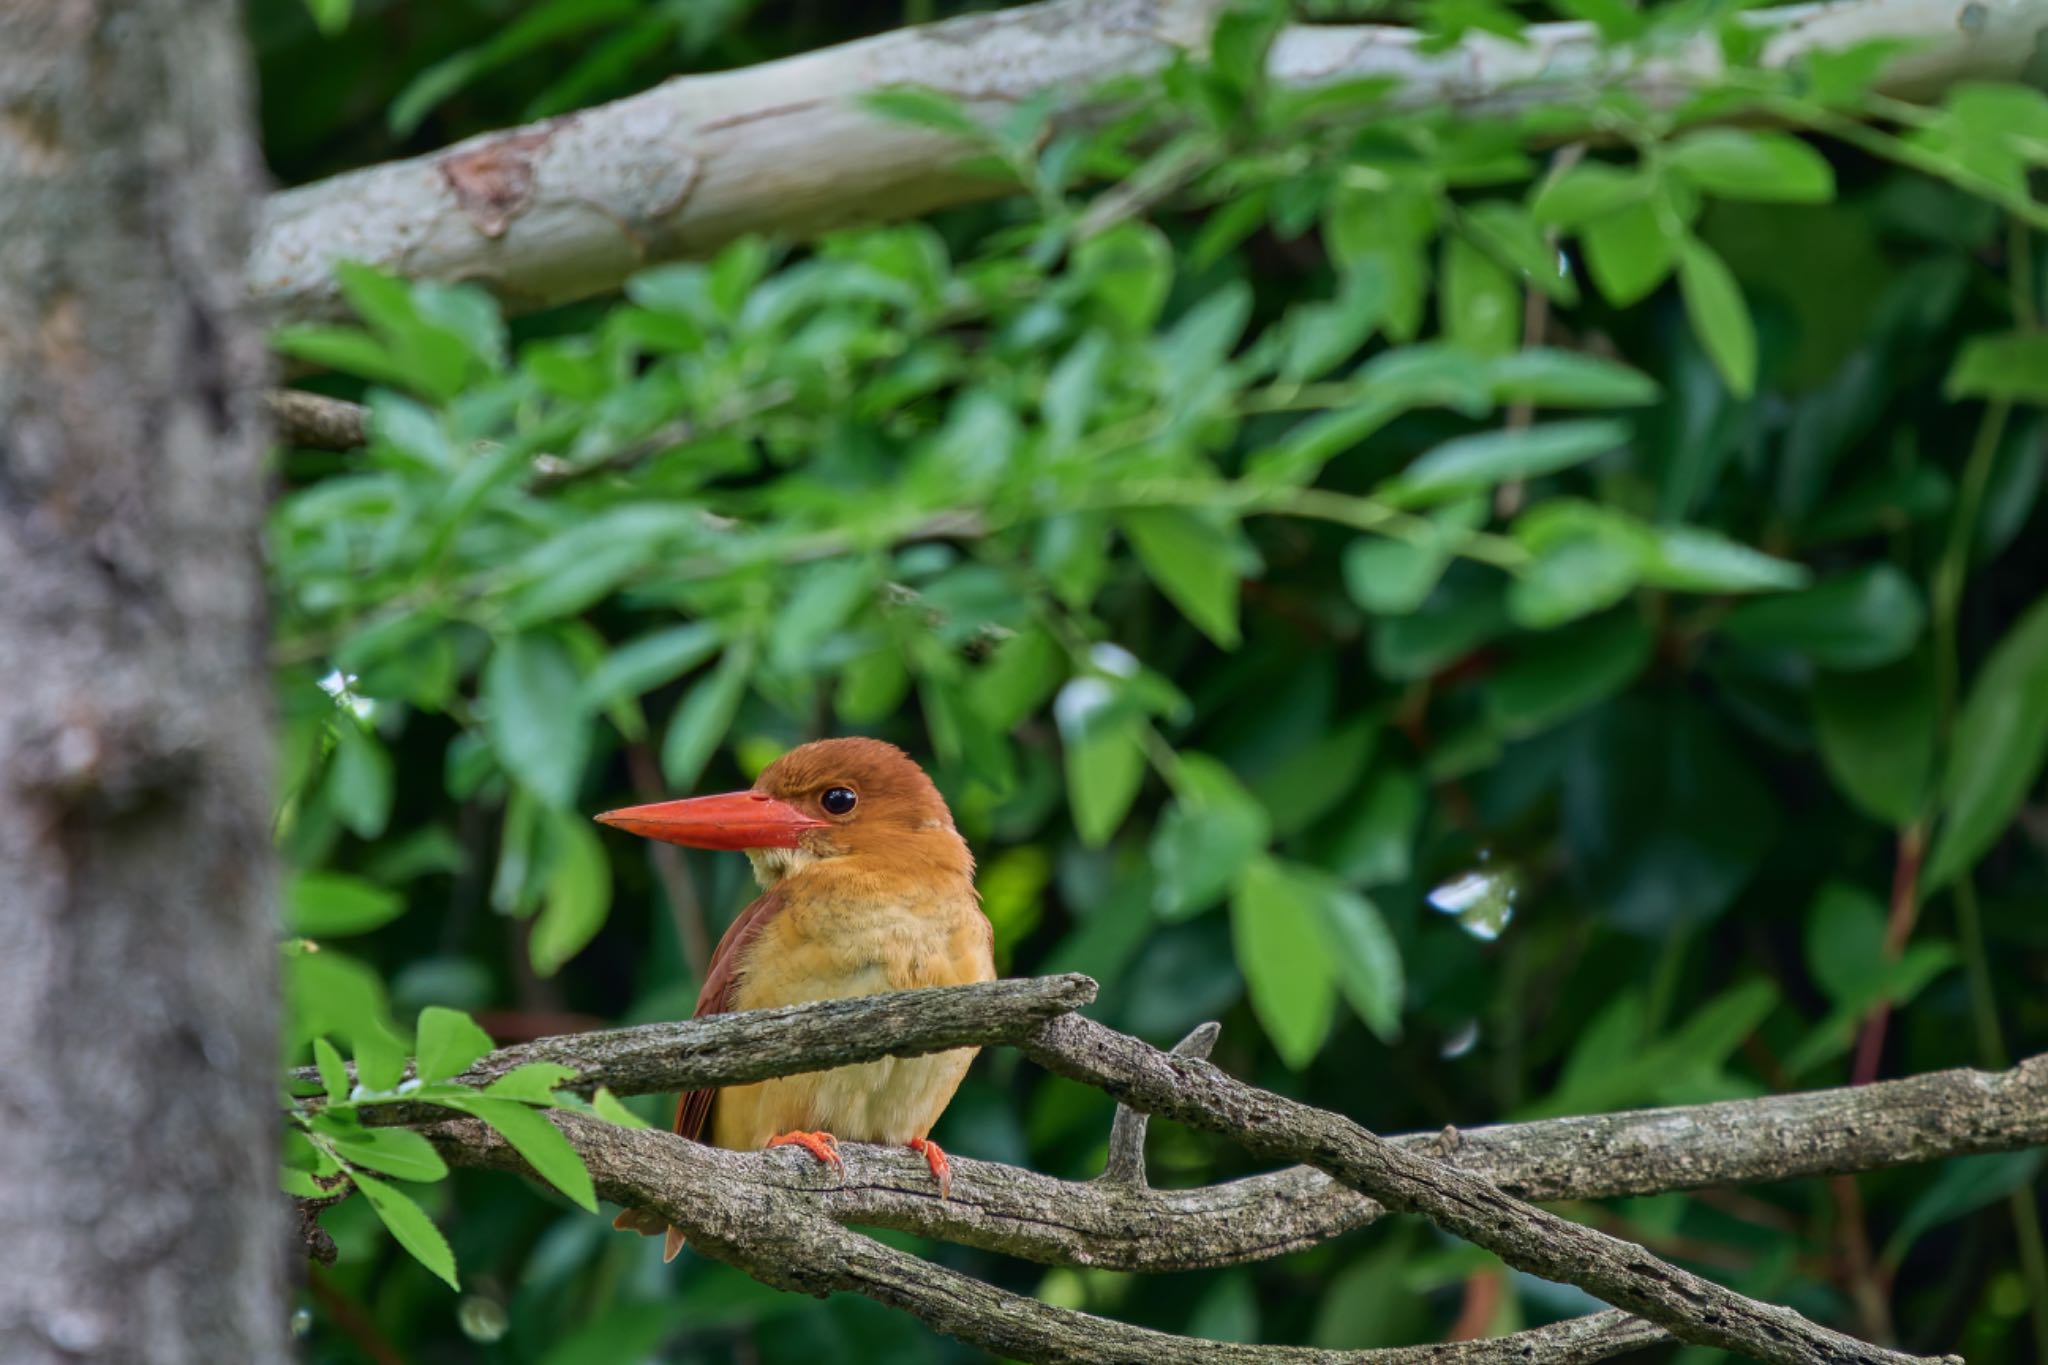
[259,0,2048,1358]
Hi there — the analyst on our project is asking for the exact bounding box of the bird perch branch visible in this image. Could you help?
[296,978,2048,1363]
[249,0,2048,326]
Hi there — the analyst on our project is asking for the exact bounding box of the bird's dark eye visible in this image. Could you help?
[821,786,858,816]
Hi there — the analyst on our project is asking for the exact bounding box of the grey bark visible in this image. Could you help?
[0,4,284,1363]
[246,0,2048,326]
[296,973,1099,1099]
[299,981,2047,1362]
[1026,1014,1963,1365]
[317,980,2046,1276]
[434,1112,1676,1365]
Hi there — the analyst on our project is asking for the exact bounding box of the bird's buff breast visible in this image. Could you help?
[711,893,993,1150]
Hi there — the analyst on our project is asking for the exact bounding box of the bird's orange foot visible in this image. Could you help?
[909,1137,952,1200]
[766,1130,842,1180]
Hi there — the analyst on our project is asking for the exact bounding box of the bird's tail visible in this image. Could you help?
[610,1207,687,1262]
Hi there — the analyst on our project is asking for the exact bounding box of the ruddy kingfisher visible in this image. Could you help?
[596,736,995,1261]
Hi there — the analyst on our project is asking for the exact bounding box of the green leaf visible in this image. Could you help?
[1150,753,1271,920]
[837,646,913,725]
[434,1095,597,1212]
[1044,330,1110,448]
[1721,565,1925,669]
[1583,202,1679,306]
[328,1126,450,1183]
[1230,857,1337,1068]
[1210,1,1284,94]
[270,325,415,391]
[1946,332,2048,403]
[1371,575,1511,679]
[661,639,755,789]
[353,1171,459,1290]
[286,872,405,938]
[860,86,991,144]
[580,623,723,711]
[532,814,613,976]
[768,561,881,673]
[1667,129,1836,204]
[415,1006,494,1084]
[1638,525,1807,593]
[1310,882,1404,1042]
[1676,239,1757,398]
[1388,419,1630,505]
[1307,764,1423,887]
[1461,201,1576,304]
[1515,527,1638,630]
[1925,589,2048,887]
[303,0,351,35]
[326,722,393,839]
[1485,350,1658,408]
[354,1024,409,1093]
[483,634,590,810]
[1278,264,1389,382]
[1804,882,1889,1007]
[1531,162,1648,225]
[1813,653,1938,827]
[1118,508,1243,647]
[592,1087,652,1130]
[967,626,1067,732]
[483,1061,581,1103]
[1489,612,1654,738]
[1885,1153,2047,1262]
[1075,222,1174,333]
[1252,392,1409,487]
[1158,281,1251,393]
[1056,678,1147,847]
[1249,715,1379,837]
[280,1166,329,1198]
[1343,538,1444,617]
[314,1037,351,1105]
[1441,235,1519,355]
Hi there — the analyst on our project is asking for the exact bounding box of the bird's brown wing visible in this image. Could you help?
[672,885,788,1144]
[612,885,788,1262]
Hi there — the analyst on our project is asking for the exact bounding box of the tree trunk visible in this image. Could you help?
[0,4,284,1362]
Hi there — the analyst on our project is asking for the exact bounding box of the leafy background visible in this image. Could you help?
[260,0,2048,1360]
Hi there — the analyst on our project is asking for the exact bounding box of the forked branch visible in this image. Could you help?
[301,979,2046,1363]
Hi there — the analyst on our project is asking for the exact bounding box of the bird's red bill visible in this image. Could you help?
[594,791,828,849]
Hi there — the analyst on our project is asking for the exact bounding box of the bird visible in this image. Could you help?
[595,736,995,1262]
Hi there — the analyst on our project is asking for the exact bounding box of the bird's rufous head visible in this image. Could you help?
[594,737,972,889]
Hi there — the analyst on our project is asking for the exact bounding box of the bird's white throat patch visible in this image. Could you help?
[746,845,819,887]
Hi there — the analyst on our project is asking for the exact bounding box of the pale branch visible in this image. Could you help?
[249,0,2048,326]
[430,1111,1675,1365]
[1021,1013,1964,1365]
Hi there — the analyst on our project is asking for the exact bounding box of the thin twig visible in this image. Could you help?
[1099,1021,1218,1186]
[267,389,369,450]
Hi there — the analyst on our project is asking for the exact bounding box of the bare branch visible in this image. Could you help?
[1023,1013,1964,1365]
[432,1111,1673,1365]
[306,976,2047,1274]
[294,981,2048,1361]
[293,974,1097,1098]
[248,0,2048,326]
